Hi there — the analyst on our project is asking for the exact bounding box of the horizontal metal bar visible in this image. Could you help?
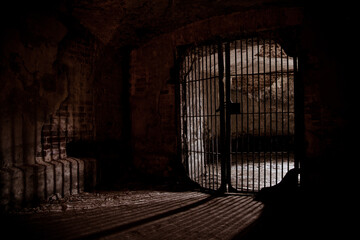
[180,114,221,118]
[181,112,295,119]
[187,150,221,155]
[228,112,295,115]
[229,72,295,77]
[230,151,293,154]
[183,76,219,83]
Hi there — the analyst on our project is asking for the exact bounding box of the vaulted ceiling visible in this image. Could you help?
[70,0,299,46]
[4,0,304,47]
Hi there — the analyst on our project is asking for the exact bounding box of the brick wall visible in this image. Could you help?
[36,29,99,162]
[0,15,101,208]
[38,98,95,161]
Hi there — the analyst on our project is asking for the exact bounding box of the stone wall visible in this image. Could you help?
[0,14,102,209]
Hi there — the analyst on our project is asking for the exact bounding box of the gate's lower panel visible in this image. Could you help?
[191,153,295,192]
[231,152,294,192]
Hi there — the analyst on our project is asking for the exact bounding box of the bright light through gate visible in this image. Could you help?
[178,33,299,193]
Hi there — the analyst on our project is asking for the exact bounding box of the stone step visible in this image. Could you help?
[0,158,97,210]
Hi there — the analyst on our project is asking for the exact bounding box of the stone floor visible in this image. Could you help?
[0,184,345,240]
[2,189,264,240]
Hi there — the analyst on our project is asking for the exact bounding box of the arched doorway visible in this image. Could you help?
[178,31,300,193]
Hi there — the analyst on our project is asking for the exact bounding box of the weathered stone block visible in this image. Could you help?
[51,160,64,197]
[66,158,80,195]
[0,169,11,208]
[61,159,71,197]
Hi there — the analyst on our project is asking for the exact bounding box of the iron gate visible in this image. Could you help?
[178,33,299,193]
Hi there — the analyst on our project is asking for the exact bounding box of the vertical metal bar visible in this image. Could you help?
[193,47,199,182]
[234,40,238,190]
[240,38,244,190]
[184,53,188,177]
[218,42,226,191]
[269,38,272,186]
[275,39,278,184]
[198,48,202,184]
[203,49,207,188]
[214,44,219,189]
[198,46,202,185]
[194,47,199,184]
[190,48,196,181]
[287,54,290,172]
[251,36,255,192]
[281,44,284,179]
[209,44,215,190]
[225,42,231,190]
[207,46,213,190]
[205,45,210,189]
[201,46,206,187]
[186,51,192,179]
[246,38,249,191]
[192,47,199,182]
[187,50,191,180]
[257,36,261,191]
[200,59,204,185]
[263,37,267,188]
[197,46,203,186]
[207,44,213,189]
[208,46,212,189]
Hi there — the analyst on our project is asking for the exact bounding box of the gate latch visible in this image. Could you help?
[227,101,240,114]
